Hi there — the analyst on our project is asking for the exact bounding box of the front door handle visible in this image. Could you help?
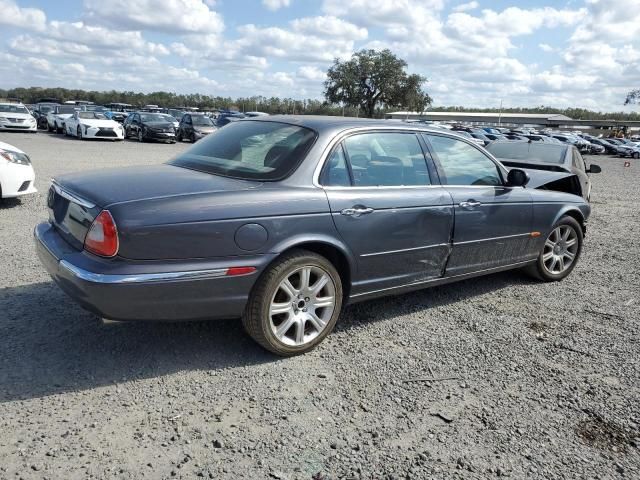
[459,200,481,208]
[341,206,374,217]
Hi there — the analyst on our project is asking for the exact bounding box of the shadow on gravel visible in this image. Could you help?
[337,269,537,332]
[0,270,535,402]
[0,198,23,209]
[0,282,276,403]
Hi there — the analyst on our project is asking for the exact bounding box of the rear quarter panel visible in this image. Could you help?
[109,186,342,261]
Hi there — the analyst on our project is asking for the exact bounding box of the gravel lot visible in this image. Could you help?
[0,131,638,479]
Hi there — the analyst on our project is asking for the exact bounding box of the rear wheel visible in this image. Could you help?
[243,250,343,356]
[525,216,583,281]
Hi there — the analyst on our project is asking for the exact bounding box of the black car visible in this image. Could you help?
[486,141,601,201]
[176,113,217,142]
[124,112,176,143]
[214,113,246,128]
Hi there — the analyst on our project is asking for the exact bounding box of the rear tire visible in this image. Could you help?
[633,152,639,159]
[242,250,343,356]
[525,216,583,282]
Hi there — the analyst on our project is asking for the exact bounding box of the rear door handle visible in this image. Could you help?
[459,200,481,208]
[341,206,374,217]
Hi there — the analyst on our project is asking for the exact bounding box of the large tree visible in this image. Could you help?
[625,89,640,105]
[324,49,432,118]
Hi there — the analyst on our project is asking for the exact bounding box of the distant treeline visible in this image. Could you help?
[2,86,639,120]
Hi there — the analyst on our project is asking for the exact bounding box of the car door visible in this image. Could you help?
[320,131,454,295]
[423,133,534,276]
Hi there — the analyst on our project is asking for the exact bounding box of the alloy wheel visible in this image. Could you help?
[542,225,578,275]
[269,266,336,347]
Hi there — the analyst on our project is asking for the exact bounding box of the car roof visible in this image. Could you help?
[247,115,467,137]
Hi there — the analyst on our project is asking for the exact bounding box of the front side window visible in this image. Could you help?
[425,134,502,186]
[341,132,430,186]
[170,120,317,181]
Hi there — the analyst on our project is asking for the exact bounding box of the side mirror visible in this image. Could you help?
[506,168,530,187]
[588,164,601,174]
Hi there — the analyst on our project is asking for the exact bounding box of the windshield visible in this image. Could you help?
[487,142,566,164]
[79,112,107,119]
[139,113,166,122]
[170,120,317,181]
[160,114,177,122]
[57,106,77,114]
[0,105,29,114]
[191,115,213,126]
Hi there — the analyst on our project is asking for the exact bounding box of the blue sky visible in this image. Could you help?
[1,0,639,111]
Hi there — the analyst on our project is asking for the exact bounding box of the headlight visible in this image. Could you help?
[0,149,31,165]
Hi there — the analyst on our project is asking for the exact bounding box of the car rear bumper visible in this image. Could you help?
[35,222,272,322]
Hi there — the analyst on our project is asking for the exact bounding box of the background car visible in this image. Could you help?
[46,104,81,133]
[176,113,217,142]
[486,140,601,201]
[64,111,125,141]
[123,112,176,143]
[158,113,179,130]
[0,102,37,132]
[0,141,37,199]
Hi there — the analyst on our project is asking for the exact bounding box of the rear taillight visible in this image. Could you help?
[84,210,119,257]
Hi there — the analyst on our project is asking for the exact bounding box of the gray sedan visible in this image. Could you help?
[35,117,591,355]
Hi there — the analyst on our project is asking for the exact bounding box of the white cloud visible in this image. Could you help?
[297,65,326,81]
[539,43,554,53]
[263,0,291,10]
[83,0,224,34]
[291,16,367,41]
[453,1,478,12]
[0,0,47,31]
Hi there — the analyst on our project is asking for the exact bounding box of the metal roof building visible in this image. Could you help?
[386,111,640,129]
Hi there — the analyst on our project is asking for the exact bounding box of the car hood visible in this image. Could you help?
[142,121,174,129]
[0,141,25,154]
[54,164,261,208]
[55,113,74,119]
[78,119,121,128]
[193,126,216,132]
[0,112,33,120]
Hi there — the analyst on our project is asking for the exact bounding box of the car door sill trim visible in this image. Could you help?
[453,232,531,245]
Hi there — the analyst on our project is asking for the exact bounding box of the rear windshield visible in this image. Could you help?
[170,120,317,181]
[487,142,566,164]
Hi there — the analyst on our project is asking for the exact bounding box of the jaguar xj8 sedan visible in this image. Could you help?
[35,117,591,356]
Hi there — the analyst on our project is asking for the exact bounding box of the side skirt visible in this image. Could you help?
[347,260,535,304]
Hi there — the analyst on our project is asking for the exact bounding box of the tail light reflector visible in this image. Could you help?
[226,267,256,276]
[84,210,119,257]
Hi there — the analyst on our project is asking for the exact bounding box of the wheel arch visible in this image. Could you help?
[268,236,355,299]
[554,207,586,235]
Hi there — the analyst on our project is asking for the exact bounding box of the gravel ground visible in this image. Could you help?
[0,131,638,480]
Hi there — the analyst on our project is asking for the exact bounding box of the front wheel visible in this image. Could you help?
[525,216,583,281]
[138,129,144,142]
[242,250,343,356]
[77,126,83,140]
[176,130,183,142]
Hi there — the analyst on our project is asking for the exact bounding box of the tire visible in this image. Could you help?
[47,123,53,132]
[138,129,144,142]
[176,130,183,142]
[525,216,583,282]
[242,249,343,356]
[77,126,83,140]
[56,124,63,134]
[190,133,196,143]
[633,152,639,159]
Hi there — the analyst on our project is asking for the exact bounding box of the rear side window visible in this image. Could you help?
[170,120,317,181]
[342,132,431,186]
[321,146,351,187]
[425,134,502,186]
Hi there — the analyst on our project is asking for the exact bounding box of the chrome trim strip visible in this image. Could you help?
[52,182,96,209]
[351,260,532,298]
[361,243,449,257]
[59,260,234,284]
[453,232,531,246]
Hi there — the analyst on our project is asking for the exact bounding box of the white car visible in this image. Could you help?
[0,103,37,132]
[65,111,125,140]
[46,105,80,133]
[0,141,37,199]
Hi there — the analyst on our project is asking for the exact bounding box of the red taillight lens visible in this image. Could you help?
[84,210,119,257]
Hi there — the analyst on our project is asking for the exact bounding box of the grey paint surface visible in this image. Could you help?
[35,116,591,321]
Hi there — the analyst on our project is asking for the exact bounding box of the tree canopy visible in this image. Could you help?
[324,49,432,118]
[625,89,640,105]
